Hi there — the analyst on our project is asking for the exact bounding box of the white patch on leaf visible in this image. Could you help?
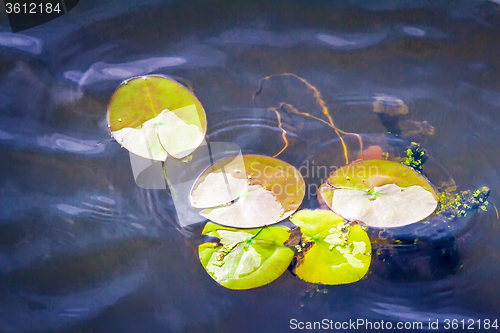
[191,173,249,209]
[111,116,168,161]
[207,245,262,281]
[331,183,437,228]
[111,105,204,161]
[324,233,344,247]
[208,246,243,281]
[155,105,204,159]
[201,185,283,228]
[337,241,366,268]
[217,229,253,249]
[234,246,261,277]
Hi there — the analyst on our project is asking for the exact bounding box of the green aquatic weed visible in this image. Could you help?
[436,186,491,220]
[400,142,428,173]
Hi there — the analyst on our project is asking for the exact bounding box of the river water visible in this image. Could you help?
[1,0,500,332]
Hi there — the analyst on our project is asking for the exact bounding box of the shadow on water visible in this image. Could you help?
[1,0,500,332]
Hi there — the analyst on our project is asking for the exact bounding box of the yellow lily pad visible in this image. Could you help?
[107,75,207,161]
[290,209,371,285]
[319,159,437,228]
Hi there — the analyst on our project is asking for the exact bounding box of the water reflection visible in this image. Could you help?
[0,33,43,54]
[64,57,186,87]
[396,25,448,39]
[316,32,386,49]
[209,28,388,50]
[209,28,295,47]
[1,0,499,332]
[37,133,106,154]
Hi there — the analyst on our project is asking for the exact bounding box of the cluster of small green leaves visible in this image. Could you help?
[437,186,491,219]
[401,142,428,173]
[367,189,382,201]
[396,141,490,221]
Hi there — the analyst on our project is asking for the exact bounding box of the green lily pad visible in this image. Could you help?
[319,159,437,228]
[107,75,207,161]
[190,154,305,228]
[198,222,295,290]
[290,209,371,285]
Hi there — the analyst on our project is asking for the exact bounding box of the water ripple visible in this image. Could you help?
[316,32,387,49]
[2,271,148,332]
[0,33,43,54]
[64,57,187,87]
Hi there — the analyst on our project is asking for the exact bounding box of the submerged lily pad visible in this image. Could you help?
[290,210,371,285]
[198,222,295,289]
[319,159,437,228]
[190,154,305,228]
[107,75,207,161]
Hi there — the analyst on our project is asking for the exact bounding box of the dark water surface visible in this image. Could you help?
[1,1,500,332]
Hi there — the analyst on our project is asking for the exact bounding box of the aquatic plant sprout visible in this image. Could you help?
[107,75,207,161]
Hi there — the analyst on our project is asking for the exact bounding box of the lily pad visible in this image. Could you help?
[198,222,295,289]
[319,159,438,228]
[290,209,371,285]
[190,154,305,228]
[107,75,207,161]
